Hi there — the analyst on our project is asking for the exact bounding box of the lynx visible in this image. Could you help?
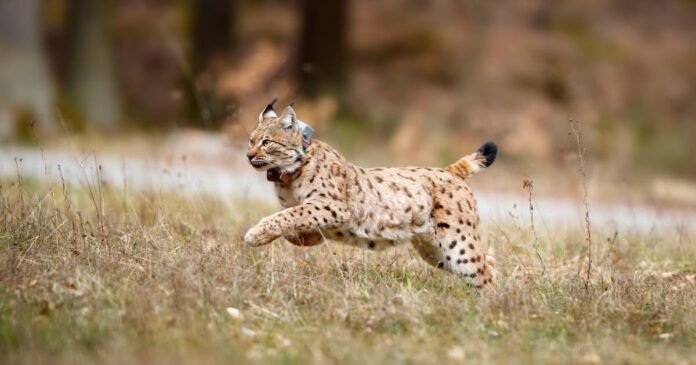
[244,100,497,287]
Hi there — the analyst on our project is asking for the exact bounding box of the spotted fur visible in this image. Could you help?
[244,103,498,287]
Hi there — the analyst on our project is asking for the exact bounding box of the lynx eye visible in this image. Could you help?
[261,139,271,146]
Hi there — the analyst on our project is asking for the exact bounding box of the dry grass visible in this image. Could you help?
[1,176,695,365]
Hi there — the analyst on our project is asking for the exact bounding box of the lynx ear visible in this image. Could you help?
[258,98,278,122]
[279,105,297,129]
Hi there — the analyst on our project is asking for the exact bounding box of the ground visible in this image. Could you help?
[0,176,694,365]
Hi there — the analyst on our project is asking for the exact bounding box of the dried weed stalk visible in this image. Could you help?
[569,120,593,290]
[523,178,546,276]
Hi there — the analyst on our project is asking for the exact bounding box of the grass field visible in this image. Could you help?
[1,176,695,365]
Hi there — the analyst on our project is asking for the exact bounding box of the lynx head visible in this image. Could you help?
[246,99,305,173]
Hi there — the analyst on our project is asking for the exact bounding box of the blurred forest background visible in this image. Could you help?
[1,0,695,181]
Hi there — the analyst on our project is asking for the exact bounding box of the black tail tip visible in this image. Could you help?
[478,141,498,167]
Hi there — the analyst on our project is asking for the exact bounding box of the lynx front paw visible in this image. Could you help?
[244,224,277,247]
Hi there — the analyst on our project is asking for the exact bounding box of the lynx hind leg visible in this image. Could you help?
[430,200,494,288]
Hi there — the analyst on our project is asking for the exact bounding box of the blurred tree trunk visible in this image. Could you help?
[192,0,234,72]
[66,0,121,129]
[298,0,348,97]
[188,0,236,129]
[0,0,57,139]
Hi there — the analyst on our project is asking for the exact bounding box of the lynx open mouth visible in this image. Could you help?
[250,161,268,169]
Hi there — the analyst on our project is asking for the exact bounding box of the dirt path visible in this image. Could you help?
[2,146,694,234]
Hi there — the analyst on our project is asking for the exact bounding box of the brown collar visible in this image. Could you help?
[267,167,302,185]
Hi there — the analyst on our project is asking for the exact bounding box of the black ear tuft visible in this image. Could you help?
[478,141,498,167]
[263,98,278,115]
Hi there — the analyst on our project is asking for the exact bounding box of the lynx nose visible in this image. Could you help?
[246,152,256,161]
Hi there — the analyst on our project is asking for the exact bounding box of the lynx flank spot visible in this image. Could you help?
[244,101,497,288]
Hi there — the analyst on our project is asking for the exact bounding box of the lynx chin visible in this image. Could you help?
[244,100,498,288]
